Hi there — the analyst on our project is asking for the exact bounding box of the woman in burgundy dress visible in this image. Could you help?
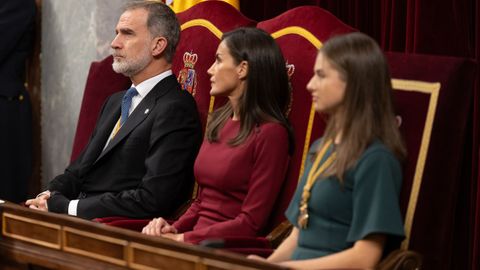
[142,27,293,244]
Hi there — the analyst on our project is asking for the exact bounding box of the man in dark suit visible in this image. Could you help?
[0,0,36,203]
[26,1,202,219]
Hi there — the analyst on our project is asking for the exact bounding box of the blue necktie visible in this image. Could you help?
[120,87,138,126]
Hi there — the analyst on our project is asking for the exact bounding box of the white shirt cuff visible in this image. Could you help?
[68,200,79,216]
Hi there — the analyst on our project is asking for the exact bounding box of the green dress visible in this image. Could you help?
[285,139,405,260]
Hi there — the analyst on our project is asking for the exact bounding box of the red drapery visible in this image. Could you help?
[241,1,480,269]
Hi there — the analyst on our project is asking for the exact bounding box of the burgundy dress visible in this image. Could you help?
[173,118,290,243]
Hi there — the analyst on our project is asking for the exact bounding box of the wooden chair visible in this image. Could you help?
[383,52,475,270]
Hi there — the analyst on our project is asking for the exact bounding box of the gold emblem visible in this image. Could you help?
[177,51,198,96]
[297,140,336,229]
[285,62,295,117]
[298,203,309,229]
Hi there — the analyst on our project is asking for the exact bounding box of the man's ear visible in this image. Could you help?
[237,60,248,80]
[152,37,167,57]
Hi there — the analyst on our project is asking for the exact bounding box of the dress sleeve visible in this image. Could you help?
[173,188,202,233]
[346,149,405,243]
[183,124,290,244]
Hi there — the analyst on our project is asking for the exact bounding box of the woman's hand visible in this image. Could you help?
[247,254,268,262]
[161,233,184,242]
[142,217,177,236]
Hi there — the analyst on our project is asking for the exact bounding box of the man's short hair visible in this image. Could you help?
[124,1,180,63]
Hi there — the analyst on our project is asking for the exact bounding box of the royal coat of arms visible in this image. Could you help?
[177,51,198,96]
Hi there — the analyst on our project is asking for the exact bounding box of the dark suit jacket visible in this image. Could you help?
[47,75,202,219]
[0,0,35,203]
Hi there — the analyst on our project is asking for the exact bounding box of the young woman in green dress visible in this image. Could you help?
[250,32,407,269]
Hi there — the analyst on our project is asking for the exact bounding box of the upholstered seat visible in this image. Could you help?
[384,52,475,269]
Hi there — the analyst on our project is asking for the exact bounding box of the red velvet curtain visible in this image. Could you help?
[473,2,480,269]
[241,1,480,269]
[241,0,476,57]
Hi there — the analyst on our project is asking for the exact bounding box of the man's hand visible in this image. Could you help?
[25,191,51,211]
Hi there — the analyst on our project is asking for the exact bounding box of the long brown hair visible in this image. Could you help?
[319,32,406,181]
[206,27,294,154]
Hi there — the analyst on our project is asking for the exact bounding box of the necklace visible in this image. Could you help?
[298,140,336,229]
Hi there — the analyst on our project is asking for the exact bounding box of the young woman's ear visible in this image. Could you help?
[237,60,249,80]
[152,37,167,57]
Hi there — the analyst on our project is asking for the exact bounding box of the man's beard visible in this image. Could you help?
[112,45,152,77]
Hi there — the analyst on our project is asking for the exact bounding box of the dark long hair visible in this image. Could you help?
[206,27,293,154]
[320,32,406,181]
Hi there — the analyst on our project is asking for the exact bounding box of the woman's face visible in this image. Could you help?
[306,52,346,114]
[207,40,246,98]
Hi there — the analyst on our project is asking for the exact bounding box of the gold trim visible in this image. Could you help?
[62,226,128,266]
[270,27,322,184]
[271,26,323,49]
[2,212,61,250]
[298,104,317,183]
[392,79,441,94]
[181,19,223,39]
[208,96,216,113]
[129,242,200,270]
[392,79,441,249]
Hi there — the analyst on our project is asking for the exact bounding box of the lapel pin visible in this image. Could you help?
[144,108,150,114]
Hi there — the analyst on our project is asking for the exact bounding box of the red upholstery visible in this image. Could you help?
[386,52,476,268]
[70,56,130,161]
[172,1,255,131]
[258,6,355,233]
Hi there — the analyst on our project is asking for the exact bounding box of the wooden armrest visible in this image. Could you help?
[265,220,293,249]
[377,249,423,270]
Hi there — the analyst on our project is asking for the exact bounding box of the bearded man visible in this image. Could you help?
[26,1,202,219]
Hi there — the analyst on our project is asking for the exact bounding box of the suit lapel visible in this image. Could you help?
[94,75,177,164]
[80,94,122,167]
